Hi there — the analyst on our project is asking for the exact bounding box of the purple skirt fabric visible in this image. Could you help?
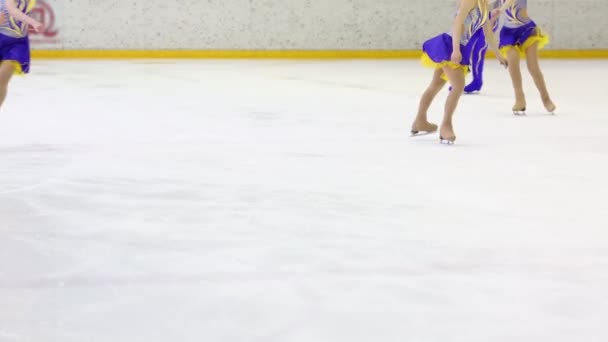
[422,33,474,67]
[499,21,538,48]
[0,34,31,74]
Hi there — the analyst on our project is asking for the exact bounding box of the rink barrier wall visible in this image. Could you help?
[30,0,608,52]
[31,50,608,59]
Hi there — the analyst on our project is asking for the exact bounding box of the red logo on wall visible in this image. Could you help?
[29,0,60,44]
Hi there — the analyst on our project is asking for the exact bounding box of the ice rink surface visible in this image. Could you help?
[1,59,607,341]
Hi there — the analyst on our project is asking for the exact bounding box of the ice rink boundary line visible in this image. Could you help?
[31,50,608,59]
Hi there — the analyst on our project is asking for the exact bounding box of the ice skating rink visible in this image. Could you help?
[1,59,607,341]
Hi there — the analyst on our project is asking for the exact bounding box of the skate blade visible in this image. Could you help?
[410,130,436,137]
[513,108,526,116]
[439,136,456,145]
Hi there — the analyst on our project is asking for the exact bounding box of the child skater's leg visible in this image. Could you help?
[411,67,446,135]
[505,47,527,115]
[0,61,16,109]
[525,42,556,113]
[440,66,465,144]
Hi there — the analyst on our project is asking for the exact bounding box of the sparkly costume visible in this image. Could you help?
[462,0,502,92]
[499,0,549,57]
[0,0,36,74]
[421,0,489,81]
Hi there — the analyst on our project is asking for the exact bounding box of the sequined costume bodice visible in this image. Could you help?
[458,0,489,45]
[502,0,532,28]
[0,0,37,38]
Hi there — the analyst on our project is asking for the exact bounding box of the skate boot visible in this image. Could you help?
[410,121,438,137]
[464,80,483,94]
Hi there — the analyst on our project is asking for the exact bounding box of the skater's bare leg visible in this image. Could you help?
[0,61,15,109]
[525,42,556,113]
[440,66,465,143]
[506,47,526,113]
[412,68,446,134]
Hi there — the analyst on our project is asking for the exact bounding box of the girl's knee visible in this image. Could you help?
[0,75,12,87]
[431,79,446,90]
[0,63,16,83]
[450,82,465,93]
[526,56,541,72]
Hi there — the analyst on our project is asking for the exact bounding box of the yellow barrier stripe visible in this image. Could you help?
[538,50,608,59]
[31,49,608,59]
[32,50,420,59]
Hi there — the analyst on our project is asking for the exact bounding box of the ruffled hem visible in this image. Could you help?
[420,53,469,81]
[4,60,25,75]
[501,30,550,58]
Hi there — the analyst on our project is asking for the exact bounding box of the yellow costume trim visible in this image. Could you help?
[421,53,468,81]
[4,60,24,75]
[522,32,549,52]
[27,0,38,13]
[501,28,550,58]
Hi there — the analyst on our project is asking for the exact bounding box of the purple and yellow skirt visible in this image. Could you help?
[499,21,549,58]
[421,33,473,81]
[0,35,31,75]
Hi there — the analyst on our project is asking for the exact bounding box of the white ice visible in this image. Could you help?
[1,59,607,342]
